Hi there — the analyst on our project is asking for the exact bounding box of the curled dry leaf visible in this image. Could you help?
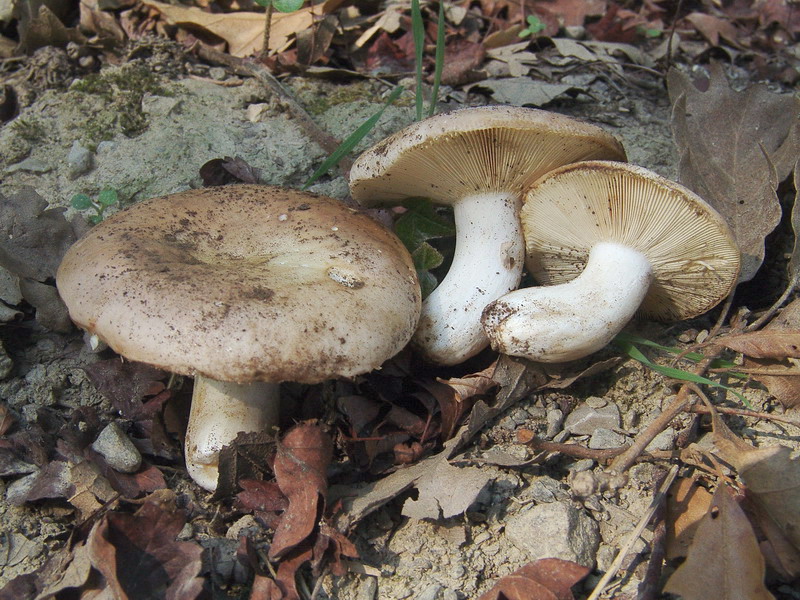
[667,63,800,282]
[719,330,800,359]
[477,558,590,600]
[664,485,774,600]
[87,502,205,600]
[268,422,333,561]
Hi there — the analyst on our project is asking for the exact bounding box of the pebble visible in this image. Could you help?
[588,427,627,449]
[417,583,442,600]
[5,157,51,174]
[545,408,564,439]
[528,476,567,503]
[564,401,621,435]
[645,427,676,452]
[356,578,377,600]
[91,422,142,473]
[67,140,94,178]
[208,66,227,80]
[506,501,601,567]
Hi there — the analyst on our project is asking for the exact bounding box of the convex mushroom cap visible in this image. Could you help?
[481,161,740,362]
[57,185,421,490]
[349,105,626,365]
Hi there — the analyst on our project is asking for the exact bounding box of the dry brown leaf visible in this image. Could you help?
[741,299,800,406]
[140,0,313,56]
[478,558,590,600]
[87,502,204,600]
[684,12,741,46]
[668,63,800,282]
[663,485,774,600]
[537,0,607,27]
[719,330,800,359]
[665,477,713,560]
[268,422,332,561]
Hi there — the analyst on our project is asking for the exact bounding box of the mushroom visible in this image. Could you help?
[481,161,740,362]
[349,105,626,365]
[56,185,421,491]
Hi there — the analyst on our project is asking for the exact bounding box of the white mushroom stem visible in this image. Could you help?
[481,242,653,362]
[413,192,524,365]
[184,376,280,491]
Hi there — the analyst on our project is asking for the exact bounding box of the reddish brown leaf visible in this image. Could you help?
[478,558,590,600]
[684,12,741,46]
[83,359,167,420]
[249,573,283,600]
[268,422,333,561]
[663,485,773,600]
[364,31,413,75]
[585,3,638,43]
[665,477,713,560]
[440,39,485,86]
[537,0,606,27]
[237,479,288,511]
[87,502,205,600]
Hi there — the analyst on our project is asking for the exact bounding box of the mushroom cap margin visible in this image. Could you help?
[349,105,627,206]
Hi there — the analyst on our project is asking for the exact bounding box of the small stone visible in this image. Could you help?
[527,405,547,420]
[506,501,600,567]
[67,140,94,178]
[570,458,595,473]
[141,94,181,117]
[208,66,227,80]
[553,429,571,443]
[5,157,51,174]
[356,578,377,600]
[564,401,621,435]
[545,408,564,439]
[226,515,259,540]
[585,396,607,409]
[442,590,459,600]
[417,583,442,600]
[96,140,117,154]
[92,422,142,473]
[528,476,566,503]
[510,408,529,425]
[645,427,676,452]
[588,427,627,450]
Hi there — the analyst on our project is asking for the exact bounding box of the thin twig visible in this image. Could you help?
[260,2,274,62]
[688,403,800,428]
[586,465,679,600]
[517,432,629,462]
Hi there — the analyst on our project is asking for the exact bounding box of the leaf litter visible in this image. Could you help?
[5,1,800,598]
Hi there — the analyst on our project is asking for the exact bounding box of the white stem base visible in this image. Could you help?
[184,376,279,491]
[482,242,653,362]
[413,192,524,365]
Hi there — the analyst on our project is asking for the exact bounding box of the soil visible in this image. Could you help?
[1,41,798,600]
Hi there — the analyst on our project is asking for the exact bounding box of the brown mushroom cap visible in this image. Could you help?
[349,105,627,206]
[57,185,421,383]
[522,161,740,320]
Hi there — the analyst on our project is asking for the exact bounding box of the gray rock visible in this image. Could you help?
[417,583,442,600]
[564,401,621,435]
[67,141,94,178]
[91,422,142,473]
[645,427,676,452]
[588,427,627,449]
[5,157,51,174]
[545,408,564,438]
[527,476,567,503]
[356,577,377,600]
[506,501,600,568]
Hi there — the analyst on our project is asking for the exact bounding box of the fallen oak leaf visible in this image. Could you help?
[663,484,774,600]
[87,502,204,600]
[667,63,800,282]
[268,422,333,561]
[478,558,590,600]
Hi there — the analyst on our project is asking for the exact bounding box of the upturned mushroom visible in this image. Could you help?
[481,161,740,362]
[57,185,421,491]
[349,105,626,366]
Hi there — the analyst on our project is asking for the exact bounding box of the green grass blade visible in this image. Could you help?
[427,1,445,118]
[302,86,405,189]
[616,340,753,408]
[613,332,744,377]
[411,0,425,121]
